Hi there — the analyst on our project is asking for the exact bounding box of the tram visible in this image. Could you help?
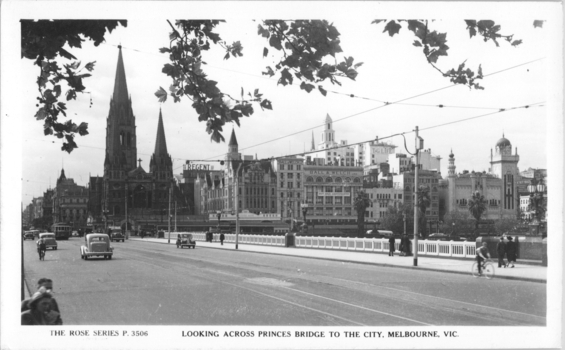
[51,223,72,240]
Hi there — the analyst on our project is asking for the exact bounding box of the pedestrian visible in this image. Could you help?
[496,236,507,268]
[506,236,517,268]
[388,235,396,257]
[21,278,61,317]
[220,232,225,245]
[21,287,62,325]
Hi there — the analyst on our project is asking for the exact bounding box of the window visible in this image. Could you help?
[280,182,284,188]
[297,193,301,198]
[271,188,274,195]
[296,165,301,170]
[297,173,301,180]
[280,164,285,170]
[288,173,294,179]
[326,177,332,183]
[297,182,301,188]
[289,192,294,198]
[288,165,294,170]
[325,196,333,204]
[288,182,293,188]
[326,186,333,192]
[316,177,324,183]
[281,192,284,198]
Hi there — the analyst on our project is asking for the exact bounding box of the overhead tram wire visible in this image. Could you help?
[106,40,545,111]
[199,56,546,163]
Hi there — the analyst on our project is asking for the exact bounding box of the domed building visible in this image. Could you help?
[445,134,520,222]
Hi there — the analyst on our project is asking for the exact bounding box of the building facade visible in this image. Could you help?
[52,169,88,228]
[303,157,364,223]
[444,135,521,220]
[310,114,356,166]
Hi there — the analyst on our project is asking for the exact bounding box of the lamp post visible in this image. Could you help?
[527,178,546,235]
[168,178,172,244]
[301,203,308,234]
[103,209,109,234]
[216,211,222,229]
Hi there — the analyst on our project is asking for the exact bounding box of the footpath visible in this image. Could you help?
[129,235,546,283]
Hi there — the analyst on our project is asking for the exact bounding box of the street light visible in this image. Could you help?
[301,203,308,234]
[527,178,546,235]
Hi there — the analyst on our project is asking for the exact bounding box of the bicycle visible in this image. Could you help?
[38,248,46,261]
[472,259,495,279]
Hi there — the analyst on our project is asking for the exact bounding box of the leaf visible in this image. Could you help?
[159,47,171,53]
[511,39,522,47]
[66,89,77,101]
[383,20,402,37]
[155,87,168,102]
[35,107,48,120]
[318,85,327,96]
[300,82,315,93]
[260,99,273,110]
[269,35,283,50]
[413,40,422,47]
[371,20,386,24]
[84,61,96,72]
[263,47,268,57]
[533,20,544,28]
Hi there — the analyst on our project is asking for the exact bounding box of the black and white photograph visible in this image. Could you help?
[1,1,563,349]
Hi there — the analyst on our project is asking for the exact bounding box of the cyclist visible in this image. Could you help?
[475,242,491,275]
[36,237,47,260]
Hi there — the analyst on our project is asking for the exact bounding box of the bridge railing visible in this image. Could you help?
[185,232,476,258]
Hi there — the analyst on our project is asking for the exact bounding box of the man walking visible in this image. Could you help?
[497,236,507,268]
[220,232,225,246]
[506,236,517,268]
[388,235,396,256]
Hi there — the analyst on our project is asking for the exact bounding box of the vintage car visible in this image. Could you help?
[23,231,35,240]
[38,233,58,250]
[176,233,196,249]
[81,233,113,260]
[109,229,125,242]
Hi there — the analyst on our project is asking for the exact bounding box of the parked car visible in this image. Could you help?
[176,233,196,249]
[38,233,58,250]
[72,231,79,237]
[81,234,113,260]
[23,231,35,240]
[109,229,125,242]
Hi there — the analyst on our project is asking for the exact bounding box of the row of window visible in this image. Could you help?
[306,177,361,183]
[279,164,302,171]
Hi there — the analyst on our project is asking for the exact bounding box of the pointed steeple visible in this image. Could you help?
[112,45,129,105]
[228,128,238,147]
[154,108,168,156]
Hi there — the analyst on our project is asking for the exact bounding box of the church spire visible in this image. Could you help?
[228,128,238,147]
[153,108,168,156]
[112,45,129,105]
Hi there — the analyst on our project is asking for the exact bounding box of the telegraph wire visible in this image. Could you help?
[105,41,545,111]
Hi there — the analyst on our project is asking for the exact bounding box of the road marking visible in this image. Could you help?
[221,281,367,326]
[329,276,546,321]
[279,285,433,326]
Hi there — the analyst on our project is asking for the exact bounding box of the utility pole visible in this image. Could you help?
[168,179,172,243]
[174,201,177,232]
[413,126,423,267]
[124,178,128,239]
[235,162,243,249]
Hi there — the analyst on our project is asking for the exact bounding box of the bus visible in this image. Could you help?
[51,223,72,240]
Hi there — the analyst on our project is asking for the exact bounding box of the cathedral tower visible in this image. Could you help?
[226,128,241,161]
[104,46,137,177]
[149,109,172,180]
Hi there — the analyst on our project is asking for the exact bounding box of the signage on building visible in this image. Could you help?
[317,192,351,197]
[307,170,363,176]
[186,163,212,171]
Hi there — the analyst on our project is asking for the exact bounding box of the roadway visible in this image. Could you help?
[22,237,546,326]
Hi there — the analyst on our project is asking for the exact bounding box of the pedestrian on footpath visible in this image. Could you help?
[388,235,396,256]
[21,286,62,325]
[220,232,225,245]
[506,236,517,268]
[497,236,507,268]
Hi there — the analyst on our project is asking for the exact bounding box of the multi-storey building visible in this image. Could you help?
[273,155,305,220]
[354,139,397,167]
[198,129,277,217]
[392,169,442,224]
[303,156,364,223]
[52,169,89,228]
[42,189,54,227]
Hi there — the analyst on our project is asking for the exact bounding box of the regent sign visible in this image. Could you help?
[186,163,211,171]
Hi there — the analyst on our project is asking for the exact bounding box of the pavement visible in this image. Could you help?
[128,235,547,283]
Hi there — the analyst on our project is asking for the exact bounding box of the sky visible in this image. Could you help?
[4,2,559,206]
